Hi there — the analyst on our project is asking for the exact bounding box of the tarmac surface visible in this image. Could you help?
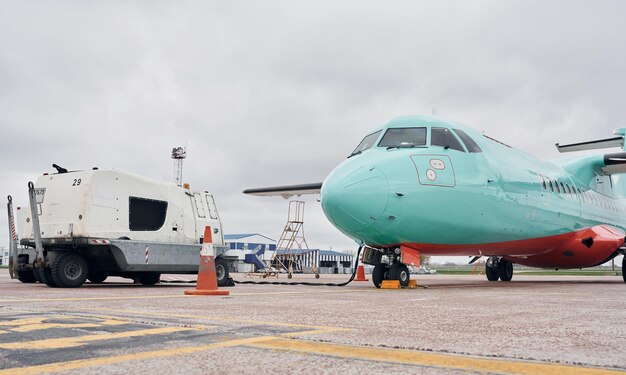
[0,269,625,374]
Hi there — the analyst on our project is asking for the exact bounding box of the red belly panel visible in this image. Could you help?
[397,225,624,269]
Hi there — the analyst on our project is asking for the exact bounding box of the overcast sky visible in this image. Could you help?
[1,1,625,264]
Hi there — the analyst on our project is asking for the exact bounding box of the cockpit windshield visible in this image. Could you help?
[378,127,427,148]
[350,130,382,157]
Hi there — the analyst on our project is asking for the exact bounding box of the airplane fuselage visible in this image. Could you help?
[320,116,625,269]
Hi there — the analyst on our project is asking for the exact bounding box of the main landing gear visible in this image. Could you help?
[485,256,513,282]
[371,248,411,288]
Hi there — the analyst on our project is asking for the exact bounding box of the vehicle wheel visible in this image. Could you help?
[622,256,625,284]
[87,271,108,284]
[498,260,513,282]
[315,273,320,279]
[137,272,161,286]
[372,263,389,288]
[32,268,42,283]
[16,255,36,283]
[485,257,499,281]
[390,263,410,287]
[38,266,59,287]
[287,273,293,279]
[215,258,229,287]
[51,253,88,288]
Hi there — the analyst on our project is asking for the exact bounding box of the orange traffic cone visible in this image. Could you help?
[185,226,230,296]
[354,255,368,281]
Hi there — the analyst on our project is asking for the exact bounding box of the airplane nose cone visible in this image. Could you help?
[321,166,389,235]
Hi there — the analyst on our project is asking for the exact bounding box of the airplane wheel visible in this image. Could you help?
[372,264,389,288]
[389,263,410,287]
[485,258,499,281]
[498,260,513,282]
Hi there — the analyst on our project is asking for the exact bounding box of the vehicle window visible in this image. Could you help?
[193,193,206,218]
[431,128,465,152]
[453,129,482,153]
[350,130,382,156]
[206,194,218,220]
[559,182,566,195]
[129,197,167,231]
[540,176,547,191]
[378,127,427,148]
[555,181,561,193]
[549,180,554,192]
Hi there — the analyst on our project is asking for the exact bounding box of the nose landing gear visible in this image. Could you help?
[371,248,411,288]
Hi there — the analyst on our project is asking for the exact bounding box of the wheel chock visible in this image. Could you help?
[407,280,418,289]
[380,280,401,289]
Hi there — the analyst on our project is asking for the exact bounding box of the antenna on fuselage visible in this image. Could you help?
[431,106,438,116]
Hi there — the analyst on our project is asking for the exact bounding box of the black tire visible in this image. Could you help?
[390,263,410,287]
[498,260,513,282]
[16,255,36,283]
[622,256,625,284]
[137,272,161,286]
[486,258,499,281]
[32,268,42,283]
[372,263,389,288]
[51,253,88,288]
[215,257,229,287]
[87,272,108,284]
[38,266,59,287]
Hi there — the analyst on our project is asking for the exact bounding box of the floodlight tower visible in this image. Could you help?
[172,146,187,187]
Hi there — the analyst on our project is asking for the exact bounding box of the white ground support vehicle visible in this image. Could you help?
[8,167,236,288]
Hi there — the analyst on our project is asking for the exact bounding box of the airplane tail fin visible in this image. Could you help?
[555,128,626,153]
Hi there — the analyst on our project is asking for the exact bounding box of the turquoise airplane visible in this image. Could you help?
[244,116,626,287]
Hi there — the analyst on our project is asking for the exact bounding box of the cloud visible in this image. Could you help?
[1,1,625,257]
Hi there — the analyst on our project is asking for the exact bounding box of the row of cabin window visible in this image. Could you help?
[539,176,623,212]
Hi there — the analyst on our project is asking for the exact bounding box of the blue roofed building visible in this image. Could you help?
[225,234,354,274]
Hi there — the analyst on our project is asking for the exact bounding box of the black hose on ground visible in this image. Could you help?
[233,246,363,287]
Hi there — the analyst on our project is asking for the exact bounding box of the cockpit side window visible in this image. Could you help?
[452,129,482,153]
[431,128,465,152]
[350,130,382,156]
[378,127,427,148]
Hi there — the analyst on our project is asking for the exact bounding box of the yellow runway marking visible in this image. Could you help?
[0,335,280,375]
[0,288,374,303]
[0,326,195,350]
[0,295,187,303]
[0,316,128,332]
[249,339,621,375]
[86,308,353,331]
